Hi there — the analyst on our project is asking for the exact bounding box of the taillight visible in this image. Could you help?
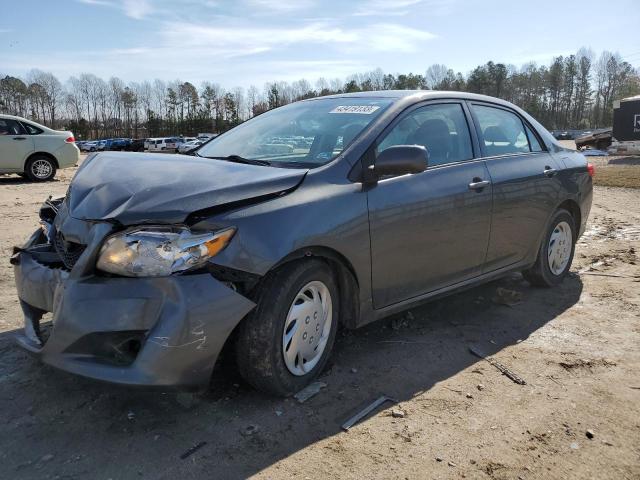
[65,136,75,143]
[587,162,595,177]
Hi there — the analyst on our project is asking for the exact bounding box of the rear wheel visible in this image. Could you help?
[25,156,56,182]
[235,259,338,396]
[523,209,576,287]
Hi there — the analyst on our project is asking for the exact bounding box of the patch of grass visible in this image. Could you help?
[593,166,640,189]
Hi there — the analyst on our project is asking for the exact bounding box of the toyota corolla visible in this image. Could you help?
[11,91,592,395]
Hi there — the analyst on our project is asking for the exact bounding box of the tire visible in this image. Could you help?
[235,259,339,396]
[24,155,56,182]
[523,209,576,287]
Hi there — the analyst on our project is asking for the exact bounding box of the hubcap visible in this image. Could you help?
[548,221,572,275]
[282,281,332,376]
[32,159,52,179]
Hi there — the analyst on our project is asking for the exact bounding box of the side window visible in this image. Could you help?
[525,124,543,152]
[377,103,473,167]
[0,119,25,135]
[472,104,531,156]
[21,122,43,135]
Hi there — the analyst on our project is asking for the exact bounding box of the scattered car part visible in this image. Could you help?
[341,395,398,431]
[469,345,526,385]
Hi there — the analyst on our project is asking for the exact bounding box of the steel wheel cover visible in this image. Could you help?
[548,221,572,275]
[282,280,332,376]
[32,159,53,179]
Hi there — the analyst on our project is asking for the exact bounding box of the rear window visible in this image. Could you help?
[472,104,532,156]
[21,122,43,135]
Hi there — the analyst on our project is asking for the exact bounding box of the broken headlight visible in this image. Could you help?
[96,226,236,277]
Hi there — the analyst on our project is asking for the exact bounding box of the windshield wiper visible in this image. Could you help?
[200,154,272,167]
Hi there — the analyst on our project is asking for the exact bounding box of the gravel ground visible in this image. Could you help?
[0,160,639,480]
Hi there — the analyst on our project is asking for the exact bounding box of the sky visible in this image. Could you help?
[0,0,639,89]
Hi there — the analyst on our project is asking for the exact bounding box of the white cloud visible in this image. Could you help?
[161,21,435,57]
[76,0,153,19]
[353,0,456,17]
[244,0,317,13]
[363,23,437,52]
[122,0,153,19]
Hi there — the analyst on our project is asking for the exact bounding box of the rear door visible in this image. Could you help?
[0,118,34,172]
[468,102,562,271]
[367,101,493,308]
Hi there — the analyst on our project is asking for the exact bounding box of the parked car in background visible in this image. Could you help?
[12,91,593,394]
[97,140,108,151]
[163,137,184,151]
[0,114,79,181]
[81,141,98,152]
[178,139,204,154]
[105,138,132,151]
[124,138,146,152]
[147,138,177,152]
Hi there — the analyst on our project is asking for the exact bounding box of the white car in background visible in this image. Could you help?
[177,139,204,154]
[0,114,80,181]
[147,138,177,152]
[81,141,98,152]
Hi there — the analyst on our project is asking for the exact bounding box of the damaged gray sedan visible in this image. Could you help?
[12,91,592,395]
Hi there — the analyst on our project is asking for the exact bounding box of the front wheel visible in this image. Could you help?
[25,156,56,182]
[523,209,576,287]
[235,259,338,396]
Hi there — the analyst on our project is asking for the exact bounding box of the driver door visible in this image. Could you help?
[366,101,493,308]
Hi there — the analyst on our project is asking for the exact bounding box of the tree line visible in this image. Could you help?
[1,47,638,140]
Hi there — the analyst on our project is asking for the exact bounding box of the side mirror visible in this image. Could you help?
[372,145,428,178]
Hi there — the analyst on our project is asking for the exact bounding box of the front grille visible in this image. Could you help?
[53,233,86,270]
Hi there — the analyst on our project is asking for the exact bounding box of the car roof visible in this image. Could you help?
[304,89,517,108]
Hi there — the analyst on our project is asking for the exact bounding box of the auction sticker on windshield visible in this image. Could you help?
[329,105,381,114]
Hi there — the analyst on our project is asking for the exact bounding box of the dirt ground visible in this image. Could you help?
[0,158,639,480]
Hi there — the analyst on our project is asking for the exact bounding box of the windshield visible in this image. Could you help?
[197,97,392,167]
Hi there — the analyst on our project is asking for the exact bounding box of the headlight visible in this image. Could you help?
[96,226,236,277]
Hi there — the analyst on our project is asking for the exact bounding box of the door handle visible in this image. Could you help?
[13,137,27,141]
[543,166,557,177]
[468,179,491,191]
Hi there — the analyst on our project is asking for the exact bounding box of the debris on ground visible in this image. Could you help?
[127,411,135,421]
[491,287,523,307]
[40,454,54,463]
[436,456,443,462]
[176,392,199,409]
[390,316,409,330]
[558,357,617,371]
[469,345,527,385]
[350,367,358,374]
[240,425,260,436]
[391,408,406,418]
[341,395,397,431]
[477,384,485,391]
[586,429,595,439]
[466,393,474,399]
[294,381,327,403]
[180,441,207,460]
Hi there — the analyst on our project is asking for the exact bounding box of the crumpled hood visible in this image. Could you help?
[68,152,307,225]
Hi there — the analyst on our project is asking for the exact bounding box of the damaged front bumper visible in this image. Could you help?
[12,220,256,389]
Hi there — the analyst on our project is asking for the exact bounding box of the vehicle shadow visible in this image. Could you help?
[608,156,640,166]
[0,175,62,186]
[0,272,583,479]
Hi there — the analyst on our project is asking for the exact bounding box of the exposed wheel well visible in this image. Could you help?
[25,152,59,170]
[557,199,581,236]
[270,247,361,329]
